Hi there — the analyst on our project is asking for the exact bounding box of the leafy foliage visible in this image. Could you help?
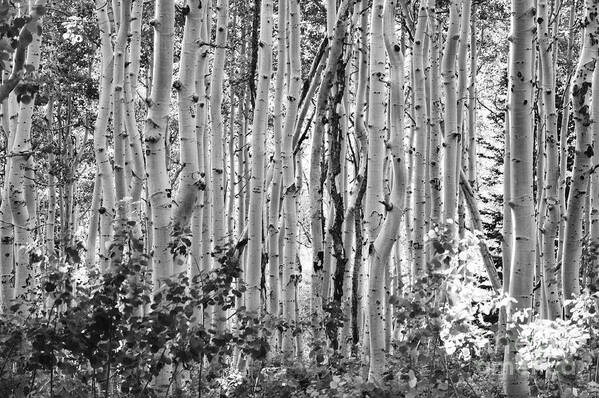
[0,234,272,397]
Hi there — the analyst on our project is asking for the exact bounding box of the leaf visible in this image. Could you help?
[408,369,417,389]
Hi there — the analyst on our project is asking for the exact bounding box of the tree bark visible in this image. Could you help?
[503,0,536,395]
[561,0,598,302]
[441,0,461,224]
[246,0,272,315]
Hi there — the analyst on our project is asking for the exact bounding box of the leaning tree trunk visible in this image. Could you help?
[503,0,536,395]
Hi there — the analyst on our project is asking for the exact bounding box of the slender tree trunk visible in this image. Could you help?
[280,0,301,356]
[362,0,387,378]
[557,2,576,266]
[173,0,202,275]
[44,101,56,262]
[428,3,442,226]
[0,91,14,309]
[411,0,427,278]
[110,0,132,270]
[309,0,356,351]
[561,0,598,302]
[367,0,405,382]
[467,4,477,189]
[86,172,101,267]
[210,0,229,333]
[94,0,115,271]
[125,0,144,221]
[144,0,175,389]
[10,1,45,298]
[267,0,285,317]
[503,0,536,395]
[246,0,272,315]
[441,0,461,224]
[592,44,599,293]
[191,0,211,286]
[538,0,561,319]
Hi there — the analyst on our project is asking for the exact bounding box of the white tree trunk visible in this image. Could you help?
[503,0,536,395]
[561,0,599,301]
[246,0,273,314]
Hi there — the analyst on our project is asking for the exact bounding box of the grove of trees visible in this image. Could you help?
[0,0,598,397]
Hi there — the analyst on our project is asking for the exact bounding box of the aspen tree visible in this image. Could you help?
[428,2,442,226]
[280,0,301,356]
[236,89,246,237]
[94,0,115,270]
[9,0,45,298]
[365,0,386,248]
[561,0,598,301]
[86,173,101,266]
[339,87,354,357]
[267,0,285,316]
[45,105,56,262]
[455,0,470,245]
[365,0,405,381]
[457,171,500,290]
[503,0,536,394]
[362,0,386,375]
[191,0,210,280]
[309,0,355,345]
[467,4,477,189]
[144,0,175,390]
[125,0,145,228]
[173,0,201,274]
[145,0,174,281]
[0,111,13,308]
[292,43,327,150]
[44,105,57,261]
[538,0,561,318]
[246,0,272,314]
[321,0,339,309]
[337,0,368,352]
[411,0,428,277]
[111,0,131,269]
[210,0,229,331]
[592,56,599,292]
[456,0,470,157]
[557,4,576,263]
[351,0,369,340]
[497,106,511,351]
[441,0,461,223]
